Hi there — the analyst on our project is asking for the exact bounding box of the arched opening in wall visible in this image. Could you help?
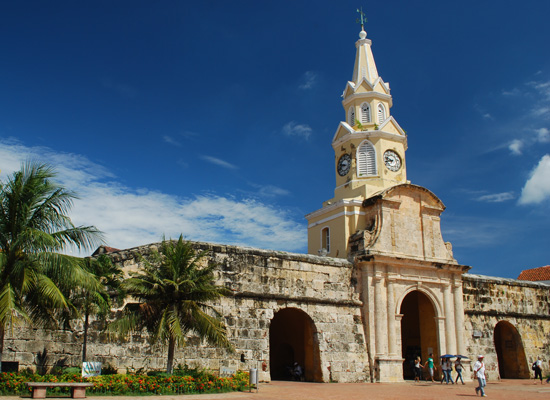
[269,308,322,382]
[399,290,438,380]
[494,321,529,378]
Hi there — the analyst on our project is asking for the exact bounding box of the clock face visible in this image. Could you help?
[383,150,402,172]
[337,153,352,176]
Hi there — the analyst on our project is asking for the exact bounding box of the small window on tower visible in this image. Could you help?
[348,107,355,126]
[377,103,386,124]
[321,227,330,253]
[361,102,371,124]
[357,140,377,177]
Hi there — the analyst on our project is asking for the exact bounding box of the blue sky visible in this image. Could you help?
[1,1,549,279]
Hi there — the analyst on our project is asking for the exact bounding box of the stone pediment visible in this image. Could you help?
[350,184,456,264]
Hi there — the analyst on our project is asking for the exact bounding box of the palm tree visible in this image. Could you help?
[68,255,124,363]
[109,235,233,373]
[0,162,103,372]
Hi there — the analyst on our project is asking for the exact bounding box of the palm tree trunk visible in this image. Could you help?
[82,311,89,364]
[0,324,4,373]
[166,337,175,374]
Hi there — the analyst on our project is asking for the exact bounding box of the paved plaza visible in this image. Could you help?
[9,379,545,400]
[135,380,550,400]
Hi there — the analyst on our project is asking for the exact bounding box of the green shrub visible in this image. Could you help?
[0,370,249,396]
[101,364,118,375]
[62,367,81,375]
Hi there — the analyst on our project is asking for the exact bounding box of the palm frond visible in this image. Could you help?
[108,235,233,359]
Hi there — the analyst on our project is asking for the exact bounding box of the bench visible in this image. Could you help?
[25,382,94,399]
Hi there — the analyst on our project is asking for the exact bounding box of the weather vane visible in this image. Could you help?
[356,7,367,30]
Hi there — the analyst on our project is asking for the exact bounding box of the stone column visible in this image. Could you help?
[436,316,446,356]
[374,275,386,355]
[443,283,457,354]
[453,281,466,355]
[386,277,397,355]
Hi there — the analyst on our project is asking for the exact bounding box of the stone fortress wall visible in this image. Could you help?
[462,274,550,380]
[4,242,550,383]
[5,242,369,383]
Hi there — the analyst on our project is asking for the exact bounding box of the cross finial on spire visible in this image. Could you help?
[356,7,367,30]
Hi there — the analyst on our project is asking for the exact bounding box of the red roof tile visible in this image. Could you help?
[517,265,550,281]
[92,246,120,256]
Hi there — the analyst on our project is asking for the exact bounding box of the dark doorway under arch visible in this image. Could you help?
[400,291,438,380]
[269,308,322,382]
[494,321,529,378]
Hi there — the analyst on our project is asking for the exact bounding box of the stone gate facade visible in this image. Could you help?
[4,241,550,383]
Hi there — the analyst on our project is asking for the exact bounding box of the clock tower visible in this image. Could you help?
[306,24,408,258]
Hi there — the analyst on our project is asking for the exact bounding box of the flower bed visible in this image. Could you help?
[0,371,249,396]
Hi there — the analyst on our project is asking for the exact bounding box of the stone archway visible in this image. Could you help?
[494,321,529,378]
[399,291,439,380]
[269,308,322,382]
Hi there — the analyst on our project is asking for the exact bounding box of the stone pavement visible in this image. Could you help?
[6,380,550,400]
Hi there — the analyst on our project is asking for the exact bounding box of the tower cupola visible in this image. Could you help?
[306,15,410,258]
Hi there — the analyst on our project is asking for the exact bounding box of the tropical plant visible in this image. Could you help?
[0,162,104,372]
[67,255,124,363]
[108,236,233,373]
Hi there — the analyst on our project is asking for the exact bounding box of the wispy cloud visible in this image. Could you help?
[476,192,515,203]
[282,121,312,139]
[537,128,550,143]
[529,80,550,100]
[299,71,318,90]
[100,78,138,99]
[501,87,522,96]
[0,139,306,255]
[473,103,493,120]
[442,216,513,248]
[250,184,290,197]
[508,139,524,155]
[519,154,550,205]
[200,155,238,170]
[532,107,550,118]
[163,135,181,146]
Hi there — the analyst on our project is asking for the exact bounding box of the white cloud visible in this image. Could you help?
[251,184,290,197]
[537,128,550,143]
[163,135,181,146]
[299,71,318,90]
[532,80,550,100]
[476,192,515,203]
[200,155,238,170]
[532,106,550,117]
[442,216,512,248]
[100,78,138,99]
[502,88,521,96]
[0,139,307,255]
[519,154,550,205]
[283,121,312,139]
[508,139,523,155]
[473,103,492,120]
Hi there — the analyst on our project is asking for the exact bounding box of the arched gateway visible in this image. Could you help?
[269,308,322,382]
[494,321,529,378]
[400,290,439,379]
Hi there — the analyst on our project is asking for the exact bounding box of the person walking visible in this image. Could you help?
[414,356,423,383]
[533,358,543,384]
[474,355,487,397]
[455,357,465,384]
[424,353,435,382]
[441,357,451,384]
